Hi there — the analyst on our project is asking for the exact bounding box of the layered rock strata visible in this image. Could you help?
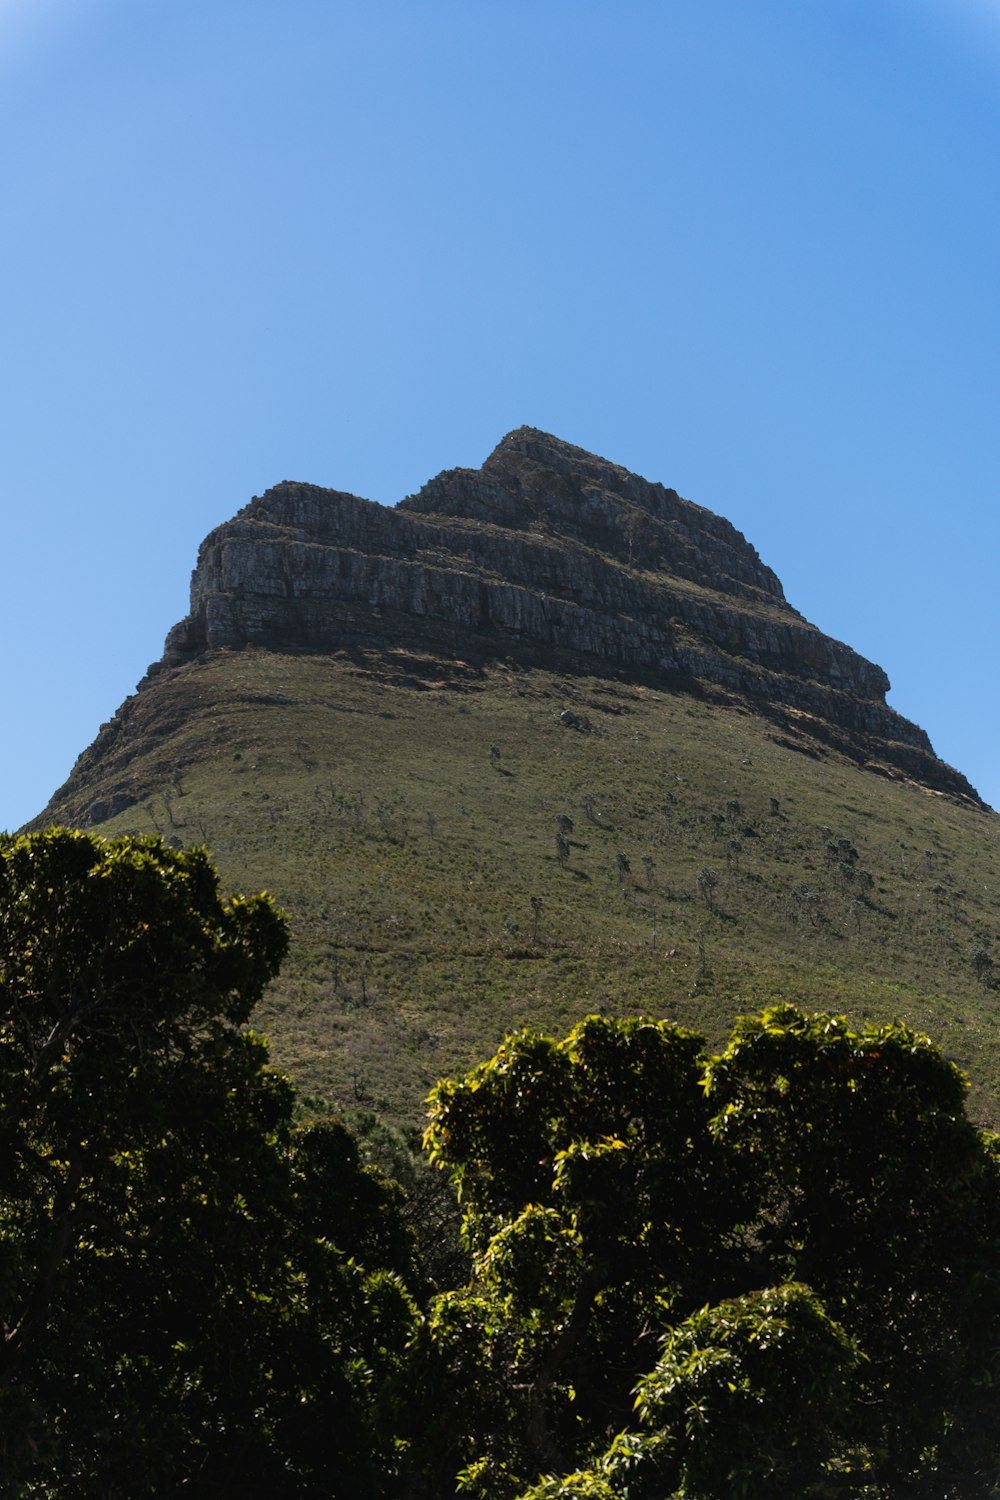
[149,427,974,800]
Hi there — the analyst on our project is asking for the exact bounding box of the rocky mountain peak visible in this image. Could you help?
[399,427,786,606]
[146,430,976,804]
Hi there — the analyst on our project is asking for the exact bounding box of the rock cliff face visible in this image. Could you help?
[152,427,971,800]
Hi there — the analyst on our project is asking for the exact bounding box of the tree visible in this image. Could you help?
[696,865,718,912]
[530,894,543,943]
[418,1007,1000,1500]
[971,943,993,987]
[703,1005,1000,1495]
[0,830,418,1498]
[419,1017,741,1495]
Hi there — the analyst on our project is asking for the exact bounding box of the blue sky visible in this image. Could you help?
[2,0,998,829]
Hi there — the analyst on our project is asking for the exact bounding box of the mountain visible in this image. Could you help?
[30,430,1000,1122]
[151,427,976,803]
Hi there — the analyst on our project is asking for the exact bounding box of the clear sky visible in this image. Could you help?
[3,0,998,830]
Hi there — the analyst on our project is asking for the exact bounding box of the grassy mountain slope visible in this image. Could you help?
[33,643,1000,1126]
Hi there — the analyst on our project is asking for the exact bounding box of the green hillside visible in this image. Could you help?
[36,642,1000,1126]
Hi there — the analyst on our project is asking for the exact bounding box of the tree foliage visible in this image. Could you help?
[0,830,418,1498]
[3,829,1000,1499]
[419,1006,1000,1499]
[703,1005,1000,1494]
[520,1284,862,1500]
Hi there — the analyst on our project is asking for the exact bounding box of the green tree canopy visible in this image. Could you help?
[703,1004,1000,1494]
[420,1017,742,1485]
[0,830,418,1498]
[418,1006,1000,1500]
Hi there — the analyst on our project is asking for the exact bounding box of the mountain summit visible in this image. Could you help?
[153,427,974,804]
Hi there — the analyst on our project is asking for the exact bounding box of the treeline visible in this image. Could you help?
[2,831,999,1498]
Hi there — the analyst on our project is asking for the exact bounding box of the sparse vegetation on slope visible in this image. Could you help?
[34,645,1000,1125]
